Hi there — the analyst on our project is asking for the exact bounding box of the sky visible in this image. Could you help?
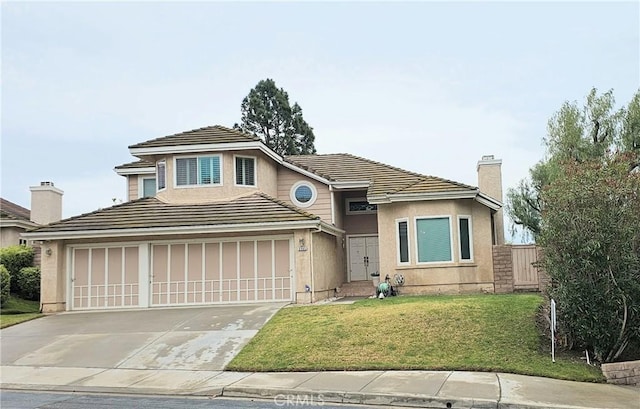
[2,1,639,243]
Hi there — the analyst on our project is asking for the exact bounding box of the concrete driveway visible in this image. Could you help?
[1,303,286,371]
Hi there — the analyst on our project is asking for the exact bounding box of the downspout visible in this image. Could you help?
[329,185,336,225]
[310,225,322,304]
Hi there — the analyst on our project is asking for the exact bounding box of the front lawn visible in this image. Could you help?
[227,294,603,382]
[1,297,42,329]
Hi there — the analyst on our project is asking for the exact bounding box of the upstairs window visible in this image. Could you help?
[156,161,166,191]
[142,178,156,197]
[290,181,317,208]
[176,156,221,186]
[346,198,377,215]
[235,156,256,186]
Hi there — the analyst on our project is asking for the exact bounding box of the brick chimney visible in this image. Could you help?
[29,181,63,225]
[477,155,504,244]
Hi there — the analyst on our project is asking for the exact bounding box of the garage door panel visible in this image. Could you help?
[73,249,89,309]
[71,246,140,311]
[149,238,292,307]
[124,247,139,306]
[274,240,291,299]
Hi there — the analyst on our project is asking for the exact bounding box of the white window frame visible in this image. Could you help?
[414,215,454,265]
[457,215,474,262]
[156,161,166,191]
[345,198,377,215]
[395,218,410,265]
[138,176,157,198]
[234,155,257,187]
[290,181,318,208]
[174,154,223,188]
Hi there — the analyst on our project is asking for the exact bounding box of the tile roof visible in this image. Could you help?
[29,193,319,234]
[129,125,260,149]
[284,154,476,196]
[115,160,154,170]
[122,125,475,197]
[0,198,31,221]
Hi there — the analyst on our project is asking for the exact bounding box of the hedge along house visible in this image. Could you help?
[24,126,504,313]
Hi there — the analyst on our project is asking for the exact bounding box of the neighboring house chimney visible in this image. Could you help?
[477,155,504,245]
[29,181,63,225]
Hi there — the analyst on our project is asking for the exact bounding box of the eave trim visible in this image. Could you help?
[22,219,336,241]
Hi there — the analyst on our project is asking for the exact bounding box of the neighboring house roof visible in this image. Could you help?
[129,125,260,149]
[23,193,343,240]
[0,198,31,221]
[0,198,37,230]
[284,154,476,196]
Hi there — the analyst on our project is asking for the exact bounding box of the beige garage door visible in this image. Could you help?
[150,238,292,306]
[71,246,140,310]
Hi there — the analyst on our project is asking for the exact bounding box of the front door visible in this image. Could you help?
[348,236,379,281]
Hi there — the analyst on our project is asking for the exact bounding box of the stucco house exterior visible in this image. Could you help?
[1,183,64,249]
[24,126,504,313]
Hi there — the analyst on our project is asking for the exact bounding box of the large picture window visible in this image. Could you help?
[175,156,221,186]
[416,217,452,263]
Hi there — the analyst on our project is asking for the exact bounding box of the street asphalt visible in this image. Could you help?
[1,303,638,408]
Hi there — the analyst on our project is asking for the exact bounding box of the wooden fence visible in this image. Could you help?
[493,244,548,293]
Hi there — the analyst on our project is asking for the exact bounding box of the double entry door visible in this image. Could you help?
[348,236,379,281]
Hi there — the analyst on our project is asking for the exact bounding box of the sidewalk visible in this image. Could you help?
[1,366,637,408]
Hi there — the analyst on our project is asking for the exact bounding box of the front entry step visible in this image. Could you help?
[337,280,376,297]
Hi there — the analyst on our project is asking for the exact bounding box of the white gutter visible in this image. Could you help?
[475,193,503,210]
[318,221,345,236]
[114,167,155,176]
[368,190,502,210]
[329,181,371,189]
[1,219,39,230]
[368,190,479,204]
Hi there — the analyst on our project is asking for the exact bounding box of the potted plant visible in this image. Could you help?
[371,271,380,287]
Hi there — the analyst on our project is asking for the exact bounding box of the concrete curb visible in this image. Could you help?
[2,382,635,409]
[223,386,496,408]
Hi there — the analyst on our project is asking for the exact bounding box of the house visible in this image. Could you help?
[1,182,64,249]
[24,126,504,313]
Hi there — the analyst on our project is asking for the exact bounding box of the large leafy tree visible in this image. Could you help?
[540,154,640,362]
[235,79,317,156]
[506,88,640,239]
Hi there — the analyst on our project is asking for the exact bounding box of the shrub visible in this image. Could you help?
[0,246,34,293]
[540,156,640,363]
[0,265,10,307]
[16,267,41,301]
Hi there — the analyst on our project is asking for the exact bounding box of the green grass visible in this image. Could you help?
[227,294,603,382]
[1,296,42,329]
